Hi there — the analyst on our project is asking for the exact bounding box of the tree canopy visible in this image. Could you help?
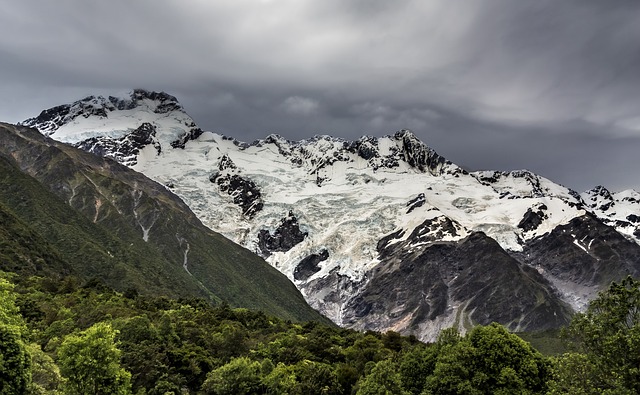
[425,323,549,394]
[57,322,132,395]
[549,276,640,394]
[3,271,640,394]
[0,275,31,394]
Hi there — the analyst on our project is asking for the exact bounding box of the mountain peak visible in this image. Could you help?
[588,184,612,197]
[21,90,185,136]
[392,128,418,140]
[584,185,614,210]
[131,88,177,101]
[20,89,201,160]
[390,128,449,175]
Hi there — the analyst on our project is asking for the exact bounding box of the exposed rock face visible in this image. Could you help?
[75,122,161,166]
[210,154,264,218]
[582,187,640,245]
[22,89,183,134]
[218,154,237,171]
[258,211,308,256]
[21,89,203,163]
[238,130,456,177]
[170,126,204,149]
[294,249,329,281]
[518,204,548,232]
[515,214,640,311]
[210,173,263,218]
[396,130,447,175]
[378,216,462,252]
[22,100,105,135]
[342,232,572,339]
[472,170,552,199]
[131,90,182,113]
[406,193,426,214]
[345,136,379,161]
[585,185,614,210]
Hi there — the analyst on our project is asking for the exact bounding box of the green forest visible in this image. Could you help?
[2,271,639,394]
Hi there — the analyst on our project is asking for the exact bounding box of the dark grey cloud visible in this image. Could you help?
[1,0,639,191]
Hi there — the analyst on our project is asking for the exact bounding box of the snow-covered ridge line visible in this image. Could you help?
[20,89,197,147]
[221,129,456,179]
[20,89,639,258]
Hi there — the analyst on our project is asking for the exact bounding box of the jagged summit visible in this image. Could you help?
[586,185,613,201]
[21,89,202,166]
[22,89,183,134]
[234,128,455,177]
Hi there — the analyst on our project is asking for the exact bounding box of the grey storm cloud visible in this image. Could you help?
[0,0,639,191]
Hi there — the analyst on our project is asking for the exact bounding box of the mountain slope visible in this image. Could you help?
[0,196,71,277]
[21,90,640,340]
[0,122,325,323]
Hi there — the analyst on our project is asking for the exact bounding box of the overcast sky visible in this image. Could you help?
[1,1,639,192]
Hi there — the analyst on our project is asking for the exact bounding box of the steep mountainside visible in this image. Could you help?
[0,196,71,278]
[0,122,326,323]
[22,90,640,340]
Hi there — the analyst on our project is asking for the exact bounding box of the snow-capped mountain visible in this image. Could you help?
[22,89,202,166]
[21,90,640,340]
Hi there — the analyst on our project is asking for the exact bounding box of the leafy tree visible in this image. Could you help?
[27,342,64,394]
[344,334,391,375]
[3,273,437,395]
[381,331,405,352]
[262,362,297,394]
[255,328,311,365]
[201,356,262,394]
[57,322,131,395]
[398,344,438,395]
[398,328,460,395]
[0,323,32,395]
[355,359,409,395]
[291,360,341,395]
[207,319,250,363]
[0,275,32,394]
[149,374,185,395]
[117,316,168,393]
[425,323,549,394]
[0,276,27,333]
[335,363,360,395]
[546,352,602,395]
[557,276,640,393]
[304,324,344,364]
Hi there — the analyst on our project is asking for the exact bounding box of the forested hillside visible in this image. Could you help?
[2,272,639,394]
